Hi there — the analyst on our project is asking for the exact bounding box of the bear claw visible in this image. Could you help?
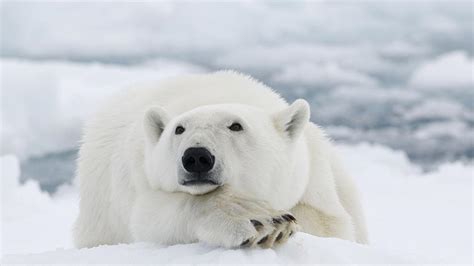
[282,214,296,222]
[240,239,250,246]
[250,219,263,229]
[257,235,269,245]
[276,232,283,241]
[238,213,297,249]
[272,217,283,224]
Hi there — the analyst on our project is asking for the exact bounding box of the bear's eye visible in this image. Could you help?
[228,122,243,132]
[175,126,185,135]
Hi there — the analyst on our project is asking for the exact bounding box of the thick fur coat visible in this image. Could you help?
[74,71,368,248]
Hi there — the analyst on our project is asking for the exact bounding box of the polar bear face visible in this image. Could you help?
[143,100,310,198]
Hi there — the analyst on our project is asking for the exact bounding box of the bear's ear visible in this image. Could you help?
[143,106,170,143]
[273,99,310,140]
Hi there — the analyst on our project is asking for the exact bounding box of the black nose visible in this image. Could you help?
[182,147,215,173]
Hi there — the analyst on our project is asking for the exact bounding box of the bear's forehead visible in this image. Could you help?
[177,110,242,125]
[176,104,265,124]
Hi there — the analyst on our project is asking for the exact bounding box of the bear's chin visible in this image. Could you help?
[179,184,220,195]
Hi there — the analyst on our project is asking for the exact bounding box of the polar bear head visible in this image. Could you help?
[143,100,310,199]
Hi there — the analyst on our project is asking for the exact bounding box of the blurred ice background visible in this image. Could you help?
[0,1,473,263]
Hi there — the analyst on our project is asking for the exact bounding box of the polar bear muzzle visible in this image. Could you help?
[180,147,219,186]
[182,147,215,174]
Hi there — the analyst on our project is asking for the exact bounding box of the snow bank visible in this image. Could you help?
[410,51,473,90]
[339,144,473,263]
[2,233,402,264]
[1,144,472,263]
[0,155,77,256]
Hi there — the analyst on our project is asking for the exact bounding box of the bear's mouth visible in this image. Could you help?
[181,179,219,186]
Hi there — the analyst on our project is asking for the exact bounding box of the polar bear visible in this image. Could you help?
[74,71,368,249]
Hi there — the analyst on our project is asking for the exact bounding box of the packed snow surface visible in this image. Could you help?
[3,234,401,264]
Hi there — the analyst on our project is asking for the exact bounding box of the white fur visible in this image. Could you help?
[74,71,368,249]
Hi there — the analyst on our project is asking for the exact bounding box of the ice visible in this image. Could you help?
[2,2,472,61]
[379,41,431,60]
[414,120,472,139]
[403,99,467,121]
[272,62,377,88]
[410,51,474,90]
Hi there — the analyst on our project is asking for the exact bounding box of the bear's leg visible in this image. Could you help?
[130,187,298,248]
[74,198,130,248]
[330,157,369,244]
[301,123,364,242]
[290,203,355,242]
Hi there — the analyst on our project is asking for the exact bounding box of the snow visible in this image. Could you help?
[410,51,474,90]
[0,155,77,256]
[339,144,473,263]
[1,144,472,263]
[3,234,403,264]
